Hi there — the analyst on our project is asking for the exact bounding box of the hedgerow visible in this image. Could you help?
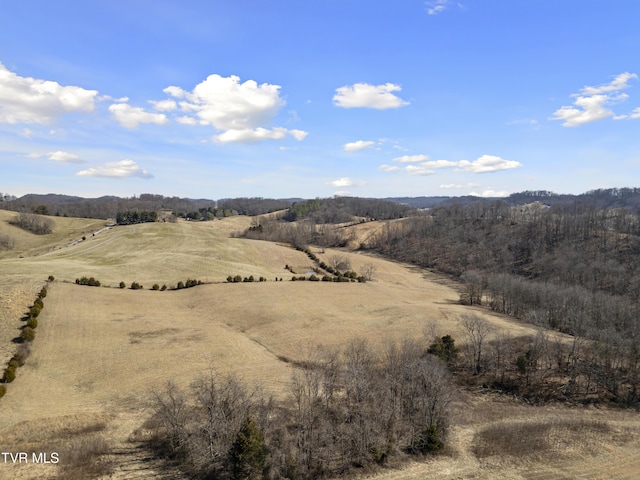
[76,276,101,287]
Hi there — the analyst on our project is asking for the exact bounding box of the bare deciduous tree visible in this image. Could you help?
[460,270,484,305]
[329,254,351,272]
[12,212,54,234]
[461,314,492,375]
[361,263,377,281]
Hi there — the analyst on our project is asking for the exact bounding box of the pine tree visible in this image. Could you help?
[228,416,266,480]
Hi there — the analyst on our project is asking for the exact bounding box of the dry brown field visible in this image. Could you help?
[1,210,640,479]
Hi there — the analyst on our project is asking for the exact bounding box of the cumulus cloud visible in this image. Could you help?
[176,116,198,125]
[630,107,640,119]
[109,103,169,128]
[327,177,353,188]
[46,150,85,164]
[422,159,459,169]
[551,72,637,127]
[165,75,284,129]
[29,150,83,163]
[162,74,306,143]
[149,99,177,112]
[457,155,522,173]
[76,159,153,179]
[379,164,400,172]
[333,83,409,109]
[393,154,430,163]
[0,61,98,124]
[214,127,307,144]
[384,154,521,175]
[551,94,619,127]
[344,140,375,152]
[289,129,309,141]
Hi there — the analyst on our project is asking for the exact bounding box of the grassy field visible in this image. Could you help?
[1,210,640,479]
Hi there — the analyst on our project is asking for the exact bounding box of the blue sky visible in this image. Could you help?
[1,0,639,199]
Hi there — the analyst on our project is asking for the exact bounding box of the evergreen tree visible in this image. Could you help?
[228,416,266,480]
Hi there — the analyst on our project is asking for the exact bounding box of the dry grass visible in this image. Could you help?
[1,213,640,479]
[472,418,613,459]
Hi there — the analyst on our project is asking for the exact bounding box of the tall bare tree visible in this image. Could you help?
[461,314,492,375]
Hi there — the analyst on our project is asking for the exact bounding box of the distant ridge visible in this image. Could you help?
[2,187,640,219]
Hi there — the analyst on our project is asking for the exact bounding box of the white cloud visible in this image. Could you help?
[425,0,451,15]
[551,94,618,127]
[393,154,429,163]
[552,72,637,127]
[0,61,98,124]
[289,129,309,141]
[76,159,153,179]
[176,115,197,125]
[22,128,33,138]
[327,177,353,188]
[580,72,637,95]
[109,103,169,128]
[406,165,435,176]
[630,107,640,119]
[149,99,177,111]
[422,159,459,169]
[48,150,85,164]
[344,140,375,152]
[165,74,284,130]
[391,153,521,174]
[457,154,522,173]
[163,86,184,98]
[379,164,400,172]
[100,95,129,103]
[333,83,409,109]
[440,183,480,189]
[162,73,305,143]
[470,189,510,198]
[213,127,308,144]
[214,127,287,144]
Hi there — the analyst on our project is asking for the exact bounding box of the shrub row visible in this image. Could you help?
[291,274,359,282]
[174,278,203,290]
[2,284,45,395]
[226,275,271,283]
[298,246,368,282]
[119,279,203,291]
[76,276,101,287]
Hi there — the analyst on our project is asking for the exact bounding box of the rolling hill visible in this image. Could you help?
[1,210,639,479]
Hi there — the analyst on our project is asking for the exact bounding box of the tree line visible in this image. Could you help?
[365,199,640,405]
[283,197,412,223]
[116,210,158,225]
[1,194,295,220]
